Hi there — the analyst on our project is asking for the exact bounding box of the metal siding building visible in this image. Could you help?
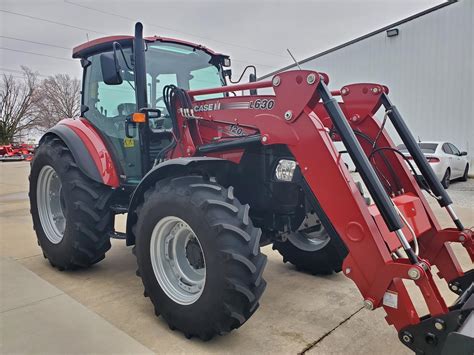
[263,0,473,170]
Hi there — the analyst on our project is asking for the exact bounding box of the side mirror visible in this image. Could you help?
[460,151,467,156]
[100,52,122,85]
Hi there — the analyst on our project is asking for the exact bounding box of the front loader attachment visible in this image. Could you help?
[181,70,473,353]
[315,79,473,354]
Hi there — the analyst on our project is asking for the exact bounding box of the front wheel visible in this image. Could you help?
[133,176,267,340]
[273,225,344,275]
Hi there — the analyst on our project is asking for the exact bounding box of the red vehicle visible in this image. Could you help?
[29,23,472,353]
[0,143,34,161]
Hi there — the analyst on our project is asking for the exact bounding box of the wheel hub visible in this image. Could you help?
[287,224,330,252]
[185,238,205,269]
[150,216,206,305]
[37,165,66,244]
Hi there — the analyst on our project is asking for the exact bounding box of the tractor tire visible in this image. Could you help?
[441,168,451,189]
[461,164,469,182]
[29,136,114,270]
[273,225,343,275]
[133,175,267,340]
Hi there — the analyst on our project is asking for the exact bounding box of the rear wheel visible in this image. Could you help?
[133,175,267,340]
[29,137,114,270]
[273,225,343,275]
[461,164,469,182]
[441,168,451,189]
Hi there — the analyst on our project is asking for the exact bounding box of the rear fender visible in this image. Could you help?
[126,157,236,245]
[39,118,120,187]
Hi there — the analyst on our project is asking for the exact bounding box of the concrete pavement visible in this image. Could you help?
[0,161,472,354]
[0,257,153,354]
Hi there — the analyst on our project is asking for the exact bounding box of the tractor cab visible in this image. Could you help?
[73,29,229,184]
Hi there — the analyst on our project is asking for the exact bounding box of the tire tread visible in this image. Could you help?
[133,175,266,340]
[29,138,113,270]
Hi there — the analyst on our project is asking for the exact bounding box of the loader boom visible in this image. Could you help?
[175,71,473,353]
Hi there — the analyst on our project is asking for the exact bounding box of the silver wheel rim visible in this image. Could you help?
[36,165,66,244]
[150,216,206,305]
[287,226,330,252]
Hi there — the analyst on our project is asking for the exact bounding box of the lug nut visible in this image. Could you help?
[261,136,268,143]
[408,267,421,280]
[341,87,349,95]
[459,235,466,242]
[272,76,281,87]
[284,110,293,120]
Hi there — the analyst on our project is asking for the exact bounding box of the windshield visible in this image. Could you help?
[397,143,438,154]
[144,42,225,131]
[146,42,224,103]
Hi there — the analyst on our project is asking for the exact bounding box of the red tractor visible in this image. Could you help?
[29,23,473,353]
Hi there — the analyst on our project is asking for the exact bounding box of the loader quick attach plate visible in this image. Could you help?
[449,269,474,295]
[399,284,474,355]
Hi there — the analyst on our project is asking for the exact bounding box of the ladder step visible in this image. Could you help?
[108,231,127,240]
[111,204,128,214]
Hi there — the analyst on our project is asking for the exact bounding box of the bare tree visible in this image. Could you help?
[0,67,40,144]
[35,74,81,129]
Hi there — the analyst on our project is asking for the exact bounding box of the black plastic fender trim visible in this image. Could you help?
[125,157,236,246]
[40,125,102,184]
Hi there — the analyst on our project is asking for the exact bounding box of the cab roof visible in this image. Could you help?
[72,35,227,59]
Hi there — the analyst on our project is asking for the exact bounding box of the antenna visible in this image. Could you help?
[286,49,301,70]
[86,33,90,42]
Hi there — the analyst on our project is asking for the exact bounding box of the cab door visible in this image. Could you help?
[82,49,143,184]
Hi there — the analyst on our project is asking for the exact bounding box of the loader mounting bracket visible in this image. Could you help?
[399,285,474,355]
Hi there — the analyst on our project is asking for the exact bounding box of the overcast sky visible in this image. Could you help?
[1,0,444,80]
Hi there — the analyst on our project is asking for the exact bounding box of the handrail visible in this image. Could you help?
[188,80,273,97]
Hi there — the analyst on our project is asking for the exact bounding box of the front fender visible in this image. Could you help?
[39,118,120,187]
[126,157,236,245]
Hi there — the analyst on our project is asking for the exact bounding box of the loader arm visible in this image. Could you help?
[162,70,473,354]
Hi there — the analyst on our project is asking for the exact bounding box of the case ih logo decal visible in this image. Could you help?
[193,99,275,112]
[193,102,222,112]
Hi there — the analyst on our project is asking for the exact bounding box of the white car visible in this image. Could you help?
[397,141,469,188]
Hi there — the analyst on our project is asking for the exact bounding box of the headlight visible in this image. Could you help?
[275,159,296,182]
